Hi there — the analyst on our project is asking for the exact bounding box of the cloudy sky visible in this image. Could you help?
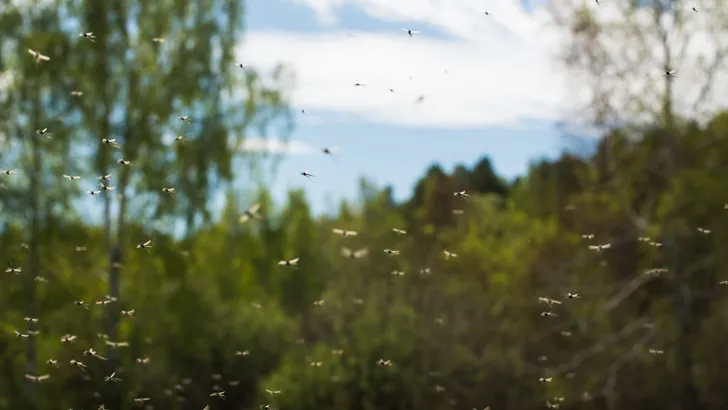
[233,0,581,214]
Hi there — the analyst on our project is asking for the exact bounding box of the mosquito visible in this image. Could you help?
[79,32,96,42]
[239,203,262,223]
[28,49,50,63]
[278,257,299,267]
[538,297,562,307]
[14,330,29,339]
[332,229,358,237]
[74,300,90,309]
[341,247,368,259]
[102,138,120,148]
[322,147,337,159]
[443,250,457,259]
[25,374,50,383]
[301,170,316,183]
[69,359,87,372]
[588,243,611,252]
[83,348,108,360]
[36,128,52,138]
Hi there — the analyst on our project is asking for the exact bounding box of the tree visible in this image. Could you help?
[547,2,728,408]
[0,3,86,407]
[2,0,290,406]
[59,0,290,377]
[548,0,728,128]
[3,112,728,408]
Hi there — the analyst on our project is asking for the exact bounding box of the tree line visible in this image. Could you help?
[3,0,728,409]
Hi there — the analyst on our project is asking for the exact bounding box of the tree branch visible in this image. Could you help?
[551,317,650,377]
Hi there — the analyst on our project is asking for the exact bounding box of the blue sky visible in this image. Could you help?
[3,0,722,231]
[234,0,580,215]
[249,118,569,214]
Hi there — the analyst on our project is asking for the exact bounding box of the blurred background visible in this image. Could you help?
[2,0,728,409]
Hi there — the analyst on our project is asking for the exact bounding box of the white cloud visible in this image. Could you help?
[239,0,728,129]
[238,0,568,128]
[239,137,317,155]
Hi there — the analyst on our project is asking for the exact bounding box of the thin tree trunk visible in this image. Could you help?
[108,152,128,357]
[101,109,115,343]
[24,87,42,410]
[95,2,116,365]
[107,14,133,368]
[659,12,699,407]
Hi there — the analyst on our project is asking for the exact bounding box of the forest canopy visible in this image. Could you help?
[4,112,728,409]
[3,0,728,409]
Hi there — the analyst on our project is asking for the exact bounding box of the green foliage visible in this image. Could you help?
[4,1,728,409]
[0,108,728,409]
[6,111,728,408]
